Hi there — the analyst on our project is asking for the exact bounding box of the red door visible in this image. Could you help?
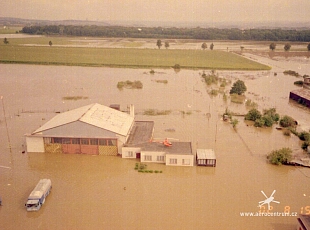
[80,139,98,155]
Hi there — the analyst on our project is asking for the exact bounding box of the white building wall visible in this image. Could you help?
[140,151,165,164]
[117,135,127,153]
[122,147,141,158]
[26,136,44,153]
[166,154,194,166]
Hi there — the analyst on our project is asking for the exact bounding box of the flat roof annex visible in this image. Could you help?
[196,149,216,160]
[138,141,192,155]
[32,103,134,136]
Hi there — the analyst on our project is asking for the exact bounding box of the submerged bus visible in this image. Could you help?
[25,179,52,211]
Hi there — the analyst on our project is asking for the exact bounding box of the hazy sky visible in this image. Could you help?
[1,0,310,25]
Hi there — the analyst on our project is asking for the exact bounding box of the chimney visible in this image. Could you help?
[129,104,135,118]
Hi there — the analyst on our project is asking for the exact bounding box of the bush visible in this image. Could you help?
[267,148,293,165]
[263,108,279,122]
[230,80,247,95]
[173,64,181,69]
[299,131,310,141]
[279,115,296,128]
[262,115,275,127]
[294,81,304,86]
[254,118,265,127]
[245,108,262,121]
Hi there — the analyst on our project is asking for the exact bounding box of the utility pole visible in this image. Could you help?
[1,96,13,166]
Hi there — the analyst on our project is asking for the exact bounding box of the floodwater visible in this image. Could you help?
[0,52,310,230]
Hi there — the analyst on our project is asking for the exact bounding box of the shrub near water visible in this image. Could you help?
[117,80,143,89]
[267,148,292,165]
[279,115,296,128]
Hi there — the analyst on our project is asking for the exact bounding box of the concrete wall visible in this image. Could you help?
[166,154,194,166]
[122,147,141,158]
[140,151,165,163]
[26,136,44,153]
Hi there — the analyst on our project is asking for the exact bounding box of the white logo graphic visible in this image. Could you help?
[258,190,280,210]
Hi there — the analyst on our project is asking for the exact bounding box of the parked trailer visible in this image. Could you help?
[25,179,52,211]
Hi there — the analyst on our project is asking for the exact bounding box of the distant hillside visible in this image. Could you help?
[0,17,110,27]
[0,17,310,30]
[21,25,310,42]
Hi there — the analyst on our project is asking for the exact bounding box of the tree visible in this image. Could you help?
[201,42,207,50]
[279,115,296,128]
[245,108,262,121]
[164,41,169,49]
[49,41,53,46]
[210,43,214,50]
[284,43,291,51]
[267,148,292,165]
[3,37,9,44]
[229,80,247,95]
[156,39,162,49]
[307,43,310,51]
[269,43,276,51]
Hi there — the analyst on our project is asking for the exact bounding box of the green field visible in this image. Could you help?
[0,27,22,34]
[0,37,270,70]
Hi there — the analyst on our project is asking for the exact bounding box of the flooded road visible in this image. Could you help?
[0,53,310,230]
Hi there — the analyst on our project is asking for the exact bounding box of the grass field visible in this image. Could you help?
[0,27,22,34]
[0,36,271,70]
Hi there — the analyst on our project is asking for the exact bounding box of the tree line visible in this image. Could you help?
[21,25,310,42]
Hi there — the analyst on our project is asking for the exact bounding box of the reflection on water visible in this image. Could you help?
[0,57,310,229]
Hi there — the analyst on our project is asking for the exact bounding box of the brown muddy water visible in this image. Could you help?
[0,54,310,230]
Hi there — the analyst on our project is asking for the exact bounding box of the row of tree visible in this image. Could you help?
[21,25,310,42]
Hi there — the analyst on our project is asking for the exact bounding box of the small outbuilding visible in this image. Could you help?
[196,149,216,167]
[290,88,310,108]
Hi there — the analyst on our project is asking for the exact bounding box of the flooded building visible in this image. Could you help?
[289,88,310,108]
[196,149,216,167]
[123,141,194,166]
[25,103,135,155]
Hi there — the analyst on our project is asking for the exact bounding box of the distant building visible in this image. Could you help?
[25,103,136,155]
[290,88,310,108]
[304,77,310,89]
[297,214,310,230]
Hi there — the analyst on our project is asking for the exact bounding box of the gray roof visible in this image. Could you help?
[33,103,134,136]
[196,149,216,160]
[125,121,154,146]
[290,88,310,100]
[139,141,192,155]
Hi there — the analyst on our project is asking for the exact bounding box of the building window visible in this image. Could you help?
[182,159,190,165]
[44,137,52,144]
[107,139,117,146]
[157,156,164,162]
[53,138,62,144]
[99,139,117,146]
[169,159,177,164]
[62,138,71,144]
[81,139,89,145]
[99,139,107,146]
[144,155,152,161]
[127,151,133,157]
[90,139,98,145]
[72,138,80,145]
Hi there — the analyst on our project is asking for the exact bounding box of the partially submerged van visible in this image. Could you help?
[25,179,52,211]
